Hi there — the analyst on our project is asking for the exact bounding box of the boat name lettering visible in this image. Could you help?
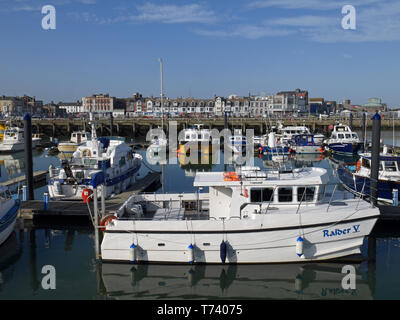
[322,225,360,237]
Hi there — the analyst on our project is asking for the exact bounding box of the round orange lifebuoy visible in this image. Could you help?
[356,160,361,172]
[82,188,93,203]
[99,214,117,232]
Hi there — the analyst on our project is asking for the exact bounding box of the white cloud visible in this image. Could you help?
[128,3,217,24]
[247,0,380,11]
[194,24,295,39]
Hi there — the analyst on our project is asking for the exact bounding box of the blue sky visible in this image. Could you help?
[1,0,400,106]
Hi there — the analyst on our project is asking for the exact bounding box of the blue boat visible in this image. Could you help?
[337,151,400,204]
[324,124,363,155]
[289,134,322,154]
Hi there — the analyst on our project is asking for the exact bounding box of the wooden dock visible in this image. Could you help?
[1,170,48,188]
[18,171,161,220]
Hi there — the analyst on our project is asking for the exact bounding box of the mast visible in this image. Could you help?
[158,58,165,194]
[159,58,164,131]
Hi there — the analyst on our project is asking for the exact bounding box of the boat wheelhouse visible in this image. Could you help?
[276,124,324,145]
[179,124,219,154]
[58,131,90,154]
[289,134,323,154]
[101,166,379,264]
[0,127,41,153]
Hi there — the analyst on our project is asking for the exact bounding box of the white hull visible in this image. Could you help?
[101,209,378,264]
[0,139,39,152]
[293,146,322,154]
[0,218,17,246]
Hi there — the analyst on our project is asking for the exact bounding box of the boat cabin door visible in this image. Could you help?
[77,133,81,144]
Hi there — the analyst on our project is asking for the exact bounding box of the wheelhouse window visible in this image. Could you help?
[385,161,397,172]
[278,187,293,202]
[297,187,316,202]
[318,185,326,201]
[250,188,274,203]
[362,158,371,168]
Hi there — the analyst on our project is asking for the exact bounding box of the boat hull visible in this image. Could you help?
[58,143,79,154]
[326,142,362,155]
[0,200,20,246]
[0,139,39,153]
[292,145,322,154]
[262,146,290,156]
[101,213,378,264]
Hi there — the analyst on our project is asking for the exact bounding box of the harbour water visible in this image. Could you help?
[1,132,400,300]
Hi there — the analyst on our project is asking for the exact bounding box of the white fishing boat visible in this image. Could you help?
[101,166,379,264]
[0,186,20,246]
[0,127,41,153]
[48,114,142,200]
[58,131,90,154]
[179,124,219,154]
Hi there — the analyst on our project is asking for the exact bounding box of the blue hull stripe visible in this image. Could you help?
[0,201,20,233]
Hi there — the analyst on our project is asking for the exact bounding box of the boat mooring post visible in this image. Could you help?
[24,113,34,200]
[93,187,100,260]
[90,171,105,261]
[110,112,113,137]
[349,112,353,130]
[370,112,381,207]
[362,112,367,151]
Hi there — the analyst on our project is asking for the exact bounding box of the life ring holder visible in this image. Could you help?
[100,214,117,232]
[82,149,92,157]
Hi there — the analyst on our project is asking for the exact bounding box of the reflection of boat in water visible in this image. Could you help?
[292,154,325,167]
[179,152,215,177]
[101,263,372,300]
[0,149,42,177]
[0,232,22,291]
